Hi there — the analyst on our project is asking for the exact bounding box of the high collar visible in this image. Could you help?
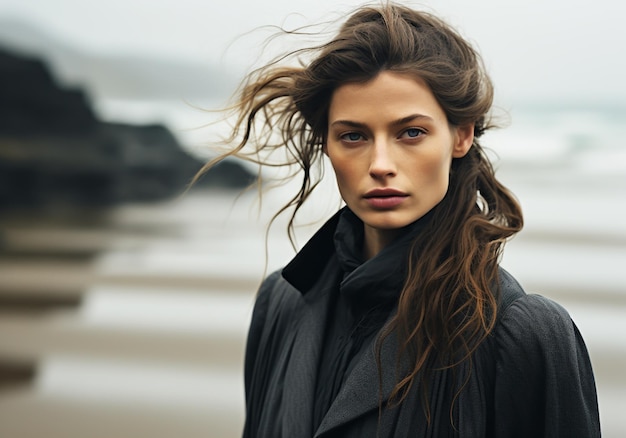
[281,209,342,294]
[282,207,431,307]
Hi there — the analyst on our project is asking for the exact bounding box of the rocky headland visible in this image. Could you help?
[0,47,254,213]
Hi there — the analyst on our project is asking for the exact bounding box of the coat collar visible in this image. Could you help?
[282,207,431,299]
[281,208,399,435]
[279,208,435,435]
[281,209,342,294]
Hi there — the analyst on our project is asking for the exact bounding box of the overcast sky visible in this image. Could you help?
[0,0,624,105]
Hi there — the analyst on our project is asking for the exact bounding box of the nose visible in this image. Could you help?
[369,139,397,179]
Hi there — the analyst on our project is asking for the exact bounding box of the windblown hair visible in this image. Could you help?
[200,1,523,424]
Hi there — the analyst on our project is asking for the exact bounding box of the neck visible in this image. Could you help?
[363,225,402,259]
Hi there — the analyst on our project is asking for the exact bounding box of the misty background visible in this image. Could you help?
[0,0,624,437]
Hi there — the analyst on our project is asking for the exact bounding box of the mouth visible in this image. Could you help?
[363,188,408,198]
[363,188,409,209]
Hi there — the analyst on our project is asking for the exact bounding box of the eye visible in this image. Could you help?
[340,132,365,142]
[400,128,425,139]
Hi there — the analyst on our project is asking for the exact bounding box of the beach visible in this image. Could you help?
[0,167,624,437]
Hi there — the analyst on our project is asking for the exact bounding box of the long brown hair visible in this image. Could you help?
[199,1,523,421]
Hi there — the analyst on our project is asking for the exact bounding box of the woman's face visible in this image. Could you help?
[325,71,473,250]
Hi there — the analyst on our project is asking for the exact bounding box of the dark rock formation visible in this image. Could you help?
[0,50,97,135]
[0,47,255,211]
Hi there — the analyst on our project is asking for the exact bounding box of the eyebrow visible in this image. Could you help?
[330,113,434,129]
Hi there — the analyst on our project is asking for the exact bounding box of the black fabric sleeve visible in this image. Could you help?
[493,294,601,437]
[243,270,279,402]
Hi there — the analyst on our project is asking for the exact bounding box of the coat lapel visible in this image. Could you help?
[278,208,414,436]
[315,316,404,437]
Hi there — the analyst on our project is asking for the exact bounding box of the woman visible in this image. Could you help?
[203,3,600,437]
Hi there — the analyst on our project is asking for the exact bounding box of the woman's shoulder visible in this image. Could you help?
[244,269,305,373]
[494,268,587,361]
[487,270,600,436]
[254,268,303,315]
[257,269,285,297]
[251,266,321,330]
[497,294,578,349]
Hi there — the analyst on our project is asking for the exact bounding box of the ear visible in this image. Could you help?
[452,124,474,158]
[322,142,329,156]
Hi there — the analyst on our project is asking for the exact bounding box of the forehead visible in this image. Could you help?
[328,71,447,124]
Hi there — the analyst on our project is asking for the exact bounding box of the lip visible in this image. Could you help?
[364,188,408,198]
[363,188,409,209]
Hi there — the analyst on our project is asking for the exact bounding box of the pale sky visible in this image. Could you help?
[0,0,624,105]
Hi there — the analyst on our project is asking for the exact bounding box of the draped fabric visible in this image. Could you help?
[313,209,429,426]
[242,208,601,438]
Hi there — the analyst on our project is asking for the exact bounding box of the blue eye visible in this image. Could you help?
[342,132,363,142]
[403,128,423,138]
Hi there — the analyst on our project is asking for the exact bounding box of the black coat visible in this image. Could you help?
[242,211,600,437]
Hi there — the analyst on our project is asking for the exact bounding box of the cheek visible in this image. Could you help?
[331,164,351,190]
[432,157,453,197]
[329,155,358,195]
[407,150,449,178]
[404,151,452,197]
[430,160,452,194]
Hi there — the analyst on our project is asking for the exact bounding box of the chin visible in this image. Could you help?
[360,211,422,231]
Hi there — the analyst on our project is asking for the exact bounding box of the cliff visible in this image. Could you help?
[0,48,254,211]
